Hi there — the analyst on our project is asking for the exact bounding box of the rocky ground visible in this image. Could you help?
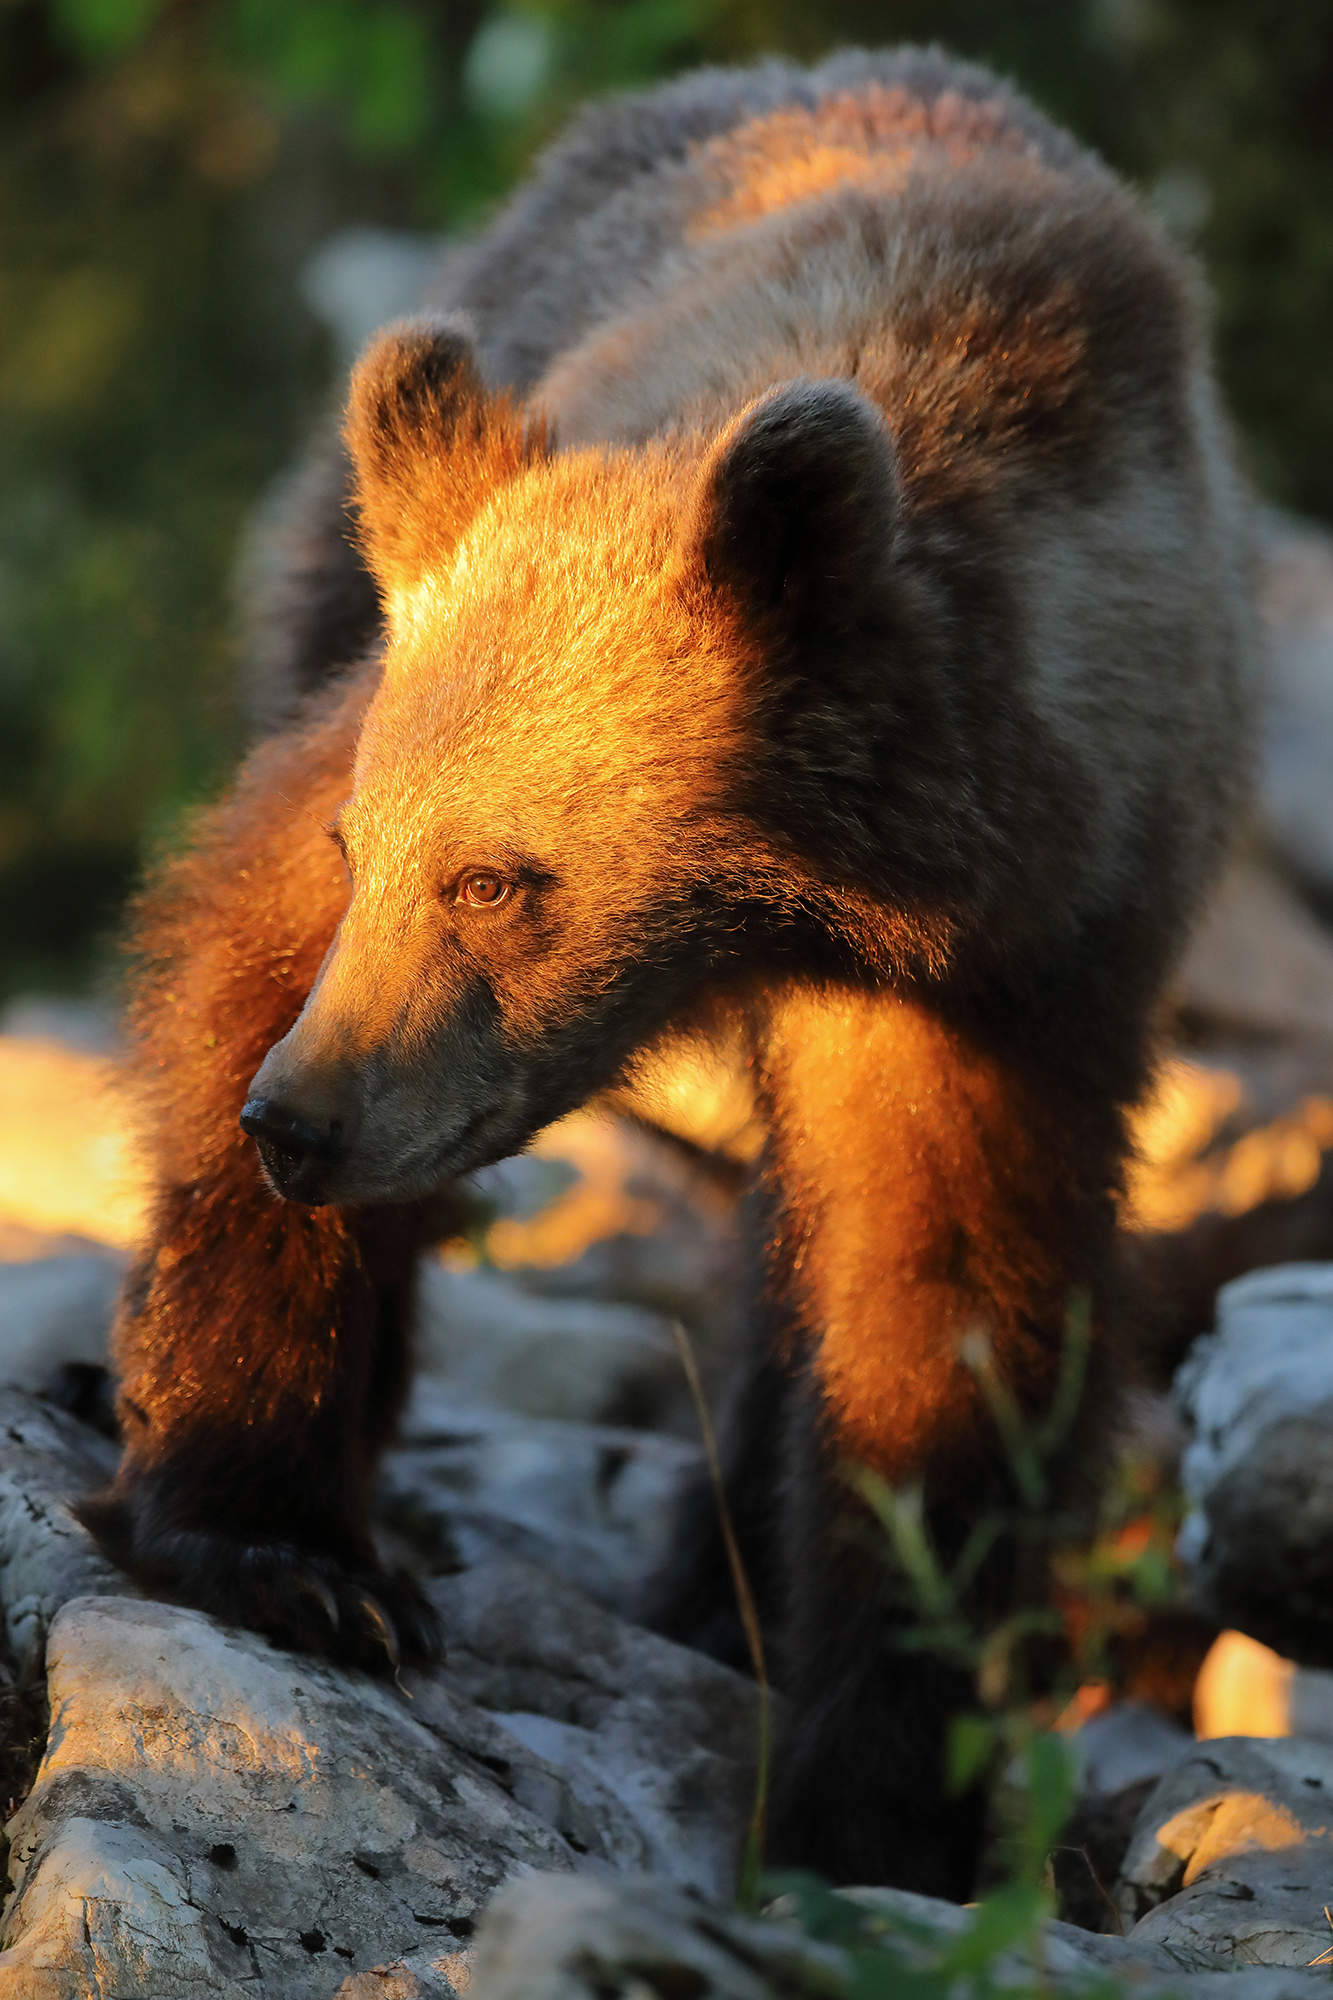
[4,518,1333,1994]
[0,1090,766,1997]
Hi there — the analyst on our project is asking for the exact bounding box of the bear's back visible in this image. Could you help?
[432,47,1095,400]
[437,51,1202,535]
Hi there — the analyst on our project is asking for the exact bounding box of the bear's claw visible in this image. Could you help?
[294,1570,342,1635]
[77,1488,444,1674]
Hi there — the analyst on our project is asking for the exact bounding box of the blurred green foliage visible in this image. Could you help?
[3,0,1332,995]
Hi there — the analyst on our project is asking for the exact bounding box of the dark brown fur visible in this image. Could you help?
[82,684,456,1661]
[86,50,1253,1893]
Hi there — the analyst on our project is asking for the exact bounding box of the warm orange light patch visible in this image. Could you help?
[607,1028,764,1163]
[483,1112,665,1271]
[0,1035,147,1253]
[763,987,1075,1480]
[1124,1057,1333,1232]
[1195,1629,1295,1741]
[1109,1516,1155,1565]
[1054,1680,1113,1733]
[689,84,1035,239]
[1156,1793,1312,1887]
[691,144,915,238]
[481,1051,752,1271]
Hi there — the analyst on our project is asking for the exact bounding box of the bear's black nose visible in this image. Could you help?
[240,1097,342,1204]
[240,1097,341,1159]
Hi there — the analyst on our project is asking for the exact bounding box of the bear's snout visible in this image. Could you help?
[241,1095,345,1206]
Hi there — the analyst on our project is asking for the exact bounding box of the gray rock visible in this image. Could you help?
[467,1154,581,1224]
[0,1385,123,1676]
[842,1883,1181,1977]
[1050,1707,1195,1933]
[383,1382,700,1609]
[1289,1663,1333,1741]
[1174,855,1333,1051]
[428,1554,762,1896]
[0,1564,762,1996]
[465,1872,1333,2000]
[0,997,118,1055]
[0,1255,122,1392]
[415,1262,681,1429]
[1118,1734,1333,1967]
[0,1362,764,1995]
[466,1875,841,2000]
[0,1594,584,1997]
[1175,1263,1333,1662]
[334,1947,474,1997]
[395,1666,653,1876]
[1073,1702,1193,1797]
[462,1110,745,1364]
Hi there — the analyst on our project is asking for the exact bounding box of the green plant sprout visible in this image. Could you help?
[760,1295,1187,1996]
[762,1866,1130,2000]
[834,1299,1095,1974]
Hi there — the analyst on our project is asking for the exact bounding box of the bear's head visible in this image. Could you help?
[243,317,914,1205]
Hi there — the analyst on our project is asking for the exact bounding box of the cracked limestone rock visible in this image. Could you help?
[332,1944,477,1997]
[427,1554,763,1896]
[0,1575,763,1997]
[1176,1264,1333,1664]
[0,1363,764,1998]
[464,1872,1333,2000]
[0,1594,584,1998]
[466,1874,843,2000]
[415,1262,681,1430]
[1117,1734,1333,1967]
[0,1386,124,1678]
[381,1381,700,1610]
[0,1258,122,1394]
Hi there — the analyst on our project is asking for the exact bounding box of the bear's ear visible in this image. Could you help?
[344,315,543,600]
[684,379,899,631]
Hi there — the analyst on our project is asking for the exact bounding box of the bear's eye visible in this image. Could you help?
[456,871,510,908]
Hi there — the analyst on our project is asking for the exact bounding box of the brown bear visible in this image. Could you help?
[83,48,1254,1897]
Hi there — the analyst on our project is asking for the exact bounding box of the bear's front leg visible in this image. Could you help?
[79,675,447,1668]
[754,980,1126,1892]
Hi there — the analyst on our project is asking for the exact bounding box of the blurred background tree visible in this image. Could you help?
[2,0,1331,996]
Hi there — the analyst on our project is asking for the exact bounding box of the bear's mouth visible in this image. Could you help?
[421,1102,521,1184]
[251,1135,336,1205]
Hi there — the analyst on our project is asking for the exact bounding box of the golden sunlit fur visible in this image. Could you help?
[87,48,1254,1897]
[759,987,1083,1478]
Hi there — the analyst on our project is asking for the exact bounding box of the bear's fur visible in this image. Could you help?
[84,48,1254,1896]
